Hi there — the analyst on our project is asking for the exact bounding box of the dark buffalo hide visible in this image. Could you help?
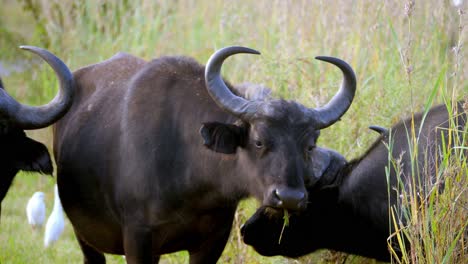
[53,46,357,263]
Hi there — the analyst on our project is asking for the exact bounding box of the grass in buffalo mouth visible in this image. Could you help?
[260,207,291,244]
[278,209,290,244]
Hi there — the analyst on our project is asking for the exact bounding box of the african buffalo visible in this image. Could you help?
[241,101,467,261]
[53,46,357,263]
[0,46,73,220]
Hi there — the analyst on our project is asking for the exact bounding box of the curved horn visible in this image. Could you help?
[369,125,389,135]
[205,46,261,120]
[313,56,356,129]
[0,46,74,129]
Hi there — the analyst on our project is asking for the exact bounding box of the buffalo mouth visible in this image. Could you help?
[240,206,286,241]
[241,206,312,258]
[240,206,290,256]
[259,206,287,217]
[241,206,279,230]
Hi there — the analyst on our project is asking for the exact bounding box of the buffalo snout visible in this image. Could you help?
[265,187,307,211]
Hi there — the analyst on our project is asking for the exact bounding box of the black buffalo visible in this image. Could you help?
[0,46,73,220]
[241,101,467,261]
[53,46,357,263]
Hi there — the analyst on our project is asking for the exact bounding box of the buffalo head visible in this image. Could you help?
[200,46,356,212]
[0,46,74,219]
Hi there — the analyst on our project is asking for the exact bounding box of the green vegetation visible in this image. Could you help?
[0,0,466,263]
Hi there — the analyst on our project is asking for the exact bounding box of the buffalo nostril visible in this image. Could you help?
[274,189,306,211]
[273,189,283,207]
[274,189,280,198]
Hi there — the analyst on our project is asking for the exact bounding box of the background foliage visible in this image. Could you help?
[0,0,466,263]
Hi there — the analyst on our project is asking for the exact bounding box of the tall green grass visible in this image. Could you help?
[0,0,466,263]
[386,92,467,264]
[384,2,467,262]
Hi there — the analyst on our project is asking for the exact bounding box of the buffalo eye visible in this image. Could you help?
[306,145,314,152]
[254,140,264,149]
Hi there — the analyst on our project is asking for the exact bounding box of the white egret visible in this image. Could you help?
[44,184,65,247]
[26,191,46,229]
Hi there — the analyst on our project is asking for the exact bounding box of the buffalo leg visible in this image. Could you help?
[76,235,106,264]
[188,224,232,264]
[123,225,152,264]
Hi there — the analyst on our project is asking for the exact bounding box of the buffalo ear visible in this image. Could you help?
[308,147,346,187]
[12,137,53,175]
[200,122,246,154]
